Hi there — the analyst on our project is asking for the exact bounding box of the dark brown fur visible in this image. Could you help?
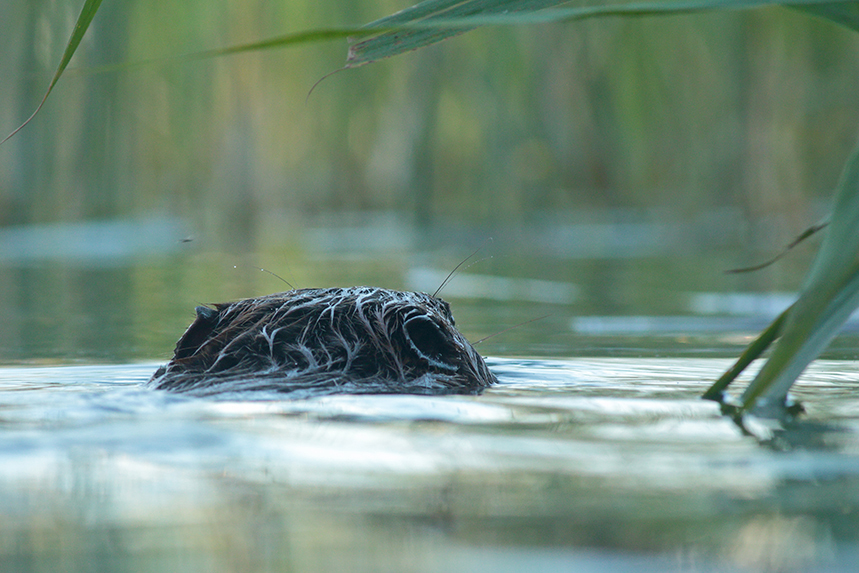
[149,287,497,397]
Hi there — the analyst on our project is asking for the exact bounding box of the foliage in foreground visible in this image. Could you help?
[5,0,859,421]
[704,146,859,419]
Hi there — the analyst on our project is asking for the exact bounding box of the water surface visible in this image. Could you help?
[2,225,858,571]
[2,357,858,572]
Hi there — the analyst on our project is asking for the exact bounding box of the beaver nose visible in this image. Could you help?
[403,315,458,372]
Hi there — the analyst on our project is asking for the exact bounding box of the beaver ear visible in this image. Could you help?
[440,300,455,326]
[403,316,457,371]
[173,305,221,359]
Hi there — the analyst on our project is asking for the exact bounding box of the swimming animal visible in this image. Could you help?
[149,286,497,397]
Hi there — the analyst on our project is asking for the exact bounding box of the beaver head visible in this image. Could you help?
[149,287,497,397]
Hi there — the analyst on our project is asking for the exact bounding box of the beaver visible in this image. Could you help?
[149,286,497,397]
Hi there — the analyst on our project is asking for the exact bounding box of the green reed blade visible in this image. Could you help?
[2,0,103,145]
[349,0,567,67]
[789,1,859,32]
[737,144,859,417]
[348,0,858,66]
[701,307,788,402]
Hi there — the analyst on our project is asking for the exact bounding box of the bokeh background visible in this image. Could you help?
[1,0,859,363]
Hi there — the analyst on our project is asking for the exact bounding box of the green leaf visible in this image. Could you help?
[701,307,787,402]
[737,144,859,417]
[349,0,570,67]
[789,1,859,32]
[2,0,104,145]
[349,0,859,66]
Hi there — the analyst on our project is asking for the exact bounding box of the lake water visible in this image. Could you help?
[2,216,859,571]
[2,357,859,572]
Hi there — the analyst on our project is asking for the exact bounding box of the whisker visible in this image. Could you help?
[433,238,493,298]
[231,263,297,290]
[458,255,494,273]
[472,314,551,345]
[259,268,295,290]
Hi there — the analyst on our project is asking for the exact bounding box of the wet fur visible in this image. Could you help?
[149,287,497,397]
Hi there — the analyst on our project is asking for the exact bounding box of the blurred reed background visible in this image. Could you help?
[0,0,858,362]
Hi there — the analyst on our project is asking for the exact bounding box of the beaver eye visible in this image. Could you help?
[403,316,457,371]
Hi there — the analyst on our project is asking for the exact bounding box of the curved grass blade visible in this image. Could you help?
[736,144,859,418]
[349,0,857,66]
[2,0,104,145]
[349,0,571,67]
[31,0,859,88]
[725,220,828,274]
[790,1,859,32]
[701,307,788,401]
[740,265,859,417]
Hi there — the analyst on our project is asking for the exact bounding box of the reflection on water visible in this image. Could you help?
[0,214,830,363]
[407,267,579,304]
[572,315,776,335]
[1,216,856,570]
[1,358,858,572]
[0,217,189,265]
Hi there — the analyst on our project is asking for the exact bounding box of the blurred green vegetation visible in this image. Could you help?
[1,1,859,364]
[2,1,858,237]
